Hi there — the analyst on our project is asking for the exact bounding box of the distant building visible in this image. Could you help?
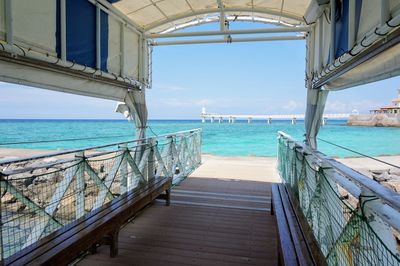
[370,89,400,114]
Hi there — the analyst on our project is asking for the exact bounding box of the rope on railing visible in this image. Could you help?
[278,133,400,265]
[318,137,400,169]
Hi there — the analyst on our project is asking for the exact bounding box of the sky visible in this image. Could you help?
[0,22,399,119]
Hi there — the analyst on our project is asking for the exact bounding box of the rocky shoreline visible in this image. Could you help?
[369,168,400,193]
[347,113,400,127]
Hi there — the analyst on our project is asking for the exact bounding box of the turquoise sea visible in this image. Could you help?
[0,119,399,158]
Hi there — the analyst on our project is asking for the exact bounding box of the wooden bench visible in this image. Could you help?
[4,176,172,265]
[271,183,326,266]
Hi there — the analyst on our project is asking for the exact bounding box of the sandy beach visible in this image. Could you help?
[1,147,399,184]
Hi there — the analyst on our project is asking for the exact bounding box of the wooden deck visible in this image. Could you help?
[78,156,278,266]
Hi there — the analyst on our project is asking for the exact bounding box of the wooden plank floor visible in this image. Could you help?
[78,176,277,266]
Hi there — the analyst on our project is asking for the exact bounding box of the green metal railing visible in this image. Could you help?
[278,131,400,266]
[0,129,202,260]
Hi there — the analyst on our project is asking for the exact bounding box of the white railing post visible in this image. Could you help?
[168,135,176,177]
[119,144,128,194]
[75,151,85,219]
[147,138,155,181]
[179,135,187,175]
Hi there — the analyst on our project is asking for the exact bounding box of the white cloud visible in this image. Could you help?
[282,100,303,112]
[161,98,216,108]
[325,99,385,113]
[152,84,188,91]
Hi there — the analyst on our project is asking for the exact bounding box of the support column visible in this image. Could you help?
[201,116,205,123]
[267,118,272,124]
[115,90,148,165]
[305,88,329,149]
[248,117,252,124]
[232,117,236,123]
[291,117,297,125]
[211,117,214,123]
[218,117,222,123]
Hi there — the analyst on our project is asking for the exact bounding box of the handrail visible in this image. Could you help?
[277,131,400,212]
[0,128,202,165]
[277,131,400,264]
[0,128,202,260]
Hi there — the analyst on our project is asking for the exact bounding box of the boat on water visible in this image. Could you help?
[348,89,400,127]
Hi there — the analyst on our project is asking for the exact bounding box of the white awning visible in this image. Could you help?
[112,0,311,33]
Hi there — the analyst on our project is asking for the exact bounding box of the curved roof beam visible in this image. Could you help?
[157,15,297,35]
[144,7,305,32]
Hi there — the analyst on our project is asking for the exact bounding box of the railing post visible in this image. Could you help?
[0,172,4,263]
[179,135,187,175]
[147,138,155,181]
[199,130,202,164]
[75,151,85,219]
[168,135,176,177]
[119,144,128,194]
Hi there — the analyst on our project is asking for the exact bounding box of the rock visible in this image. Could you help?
[370,169,386,175]
[383,180,400,192]
[23,176,36,187]
[3,194,17,204]
[43,157,59,163]
[389,168,400,176]
[17,204,26,212]
[372,172,390,182]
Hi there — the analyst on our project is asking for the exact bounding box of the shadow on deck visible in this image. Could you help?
[78,176,277,266]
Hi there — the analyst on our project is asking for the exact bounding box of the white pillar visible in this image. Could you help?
[201,116,205,123]
[232,117,236,123]
[248,117,252,124]
[292,117,297,125]
[322,117,327,126]
[267,118,272,124]
[211,117,214,123]
[218,117,222,123]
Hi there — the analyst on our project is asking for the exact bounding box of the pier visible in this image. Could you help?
[201,108,350,125]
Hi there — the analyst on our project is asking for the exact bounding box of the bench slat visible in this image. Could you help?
[278,184,313,266]
[272,184,298,265]
[272,183,325,266]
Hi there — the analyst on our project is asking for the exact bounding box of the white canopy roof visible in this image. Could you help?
[112,0,311,33]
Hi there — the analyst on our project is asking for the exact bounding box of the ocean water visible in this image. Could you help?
[0,119,400,158]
